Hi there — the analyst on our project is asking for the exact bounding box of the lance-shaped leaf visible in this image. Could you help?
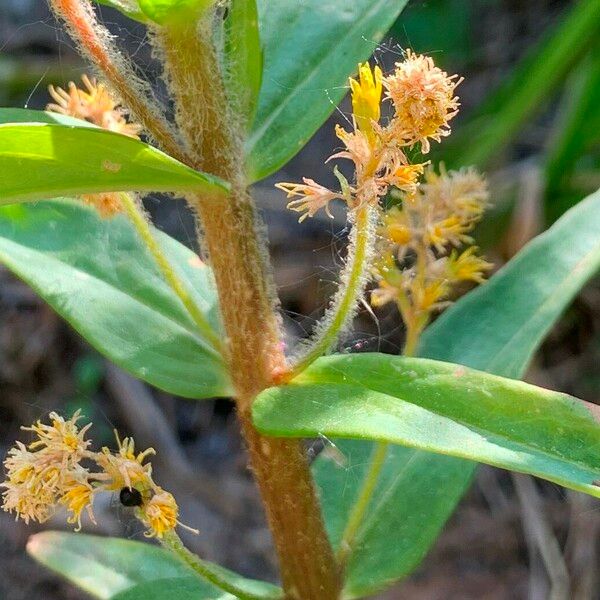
[254,353,600,496]
[246,0,409,181]
[28,532,281,600]
[224,0,262,128]
[0,199,231,399]
[313,439,473,598]
[0,109,228,205]
[419,187,600,377]
[272,188,600,596]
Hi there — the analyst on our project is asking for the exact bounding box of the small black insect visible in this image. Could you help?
[119,487,143,507]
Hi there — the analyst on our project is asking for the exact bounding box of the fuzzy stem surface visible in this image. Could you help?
[158,19,341,600]
[286,204,377,381]
[48,0,190,165]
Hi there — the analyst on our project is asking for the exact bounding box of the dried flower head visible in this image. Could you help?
[141,489,179,538]
[383,50,461,153]
[1,412,190,539]
[372,165,491,348]
[276,52,457,222]
[275,178,343,222]
[23,410,91,466]
[47,75,141,218]
[48,74,141,138]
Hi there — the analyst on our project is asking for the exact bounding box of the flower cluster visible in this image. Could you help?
[1,411,188,538]
[372,166,491,345]
[276,51,460,223]
[47,75,141,217]
[276,50,491,352]
[48,74,141,138]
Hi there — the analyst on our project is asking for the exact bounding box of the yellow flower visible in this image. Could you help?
[383,50,461,153]
[61,478,96,531]
[382,207,413,246]
[446,248,492,283]
[141,489,179,538]
[96,433,155,491]
[371,280,400,308]
[1,413,193,538]
[47,75,141,219]
[349,62,383,144]
[414,279,450,313]
[23,410,91,467]
[3,442,37,485]
[421,166,488,220]
[381,160,426,195]
[2,479,56,524]
[425,215,472,252]
[275,178,343,222]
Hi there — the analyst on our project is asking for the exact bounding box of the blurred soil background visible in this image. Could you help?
[1,0,599,598]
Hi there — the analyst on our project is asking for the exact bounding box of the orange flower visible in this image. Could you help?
[275,178,343,222]
[48,74,141,138]
[383,50,461,153]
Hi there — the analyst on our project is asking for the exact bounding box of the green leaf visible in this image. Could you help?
[0,109,228,204]
[28,532,278,600]
[95,0,149,22]
[0,199,231,399]
[138,0,213,24]
[293,187,600,596]
[313,440,473,598]
[544,49,600,221]
[112,574,281,600]
[27,532,205,599]
[111,578,231,600]
[419,187,600,378]
[224,0,262,128]
[246,0,409,181]
[255,353,600,495]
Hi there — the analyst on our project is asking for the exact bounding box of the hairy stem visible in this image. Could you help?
[161,531,275,600]
[48,0,190,165]
[118,192,223,354]
[285,204,378,381]
[157,18,341,600]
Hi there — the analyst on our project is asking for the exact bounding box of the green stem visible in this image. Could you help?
[161,531,276,600]
[337,441,389,567]
[118,193,224,355]
[287,204,377,380]
[403,318,427,356]
[337,318,422,568]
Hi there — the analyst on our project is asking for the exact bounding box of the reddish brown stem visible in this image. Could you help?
[159,19,341,600]
[48,0,189,165]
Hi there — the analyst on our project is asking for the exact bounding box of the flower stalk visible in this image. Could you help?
[117,192,224,355]
[161,531,276,600]
[285,203,378,382]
